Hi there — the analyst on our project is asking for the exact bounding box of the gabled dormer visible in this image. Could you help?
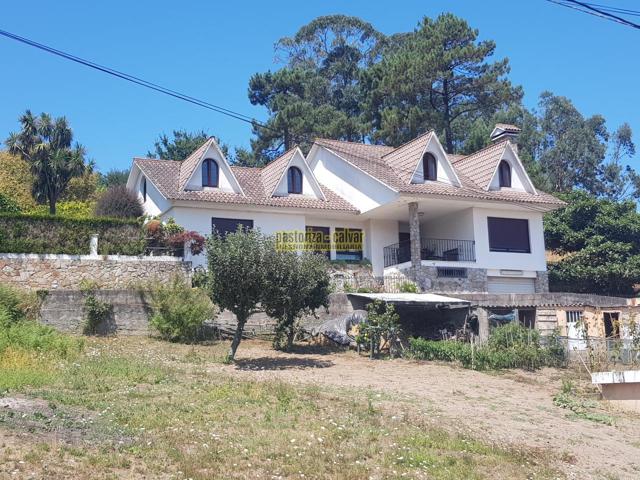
[180,137,244,195]
[383,131,461,187]
[262,147,326,200]
[487,142,537,194]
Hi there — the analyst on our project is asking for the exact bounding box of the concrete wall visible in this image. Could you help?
[0,253,190,290]
[39,291,353,336]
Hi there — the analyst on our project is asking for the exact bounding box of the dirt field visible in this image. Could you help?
[217,341,640,480]
[1,337,639,479]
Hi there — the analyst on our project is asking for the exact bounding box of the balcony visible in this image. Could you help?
[383,237,476,268]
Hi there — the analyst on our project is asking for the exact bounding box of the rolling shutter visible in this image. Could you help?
[487,277,535,294]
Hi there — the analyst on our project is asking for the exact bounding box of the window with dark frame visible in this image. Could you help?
[487,217,531,253]
[305,226,330,258]
[498,160,511,188]
[202,158,219,187]
[287,166,303,194]
[141,177,147,202]
[211,217,253,238]
[334,227,363,261]
[423,152,437,181]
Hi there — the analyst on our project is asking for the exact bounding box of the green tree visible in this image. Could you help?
[248,15,385,162]
[262,250,330,351]
[99,168,130,188]
[364,13,522,152]
[206,228,272,361]
[0,151,36,210]
[545,191,640,295]
[6,110,87,214]
[148,130,209,160]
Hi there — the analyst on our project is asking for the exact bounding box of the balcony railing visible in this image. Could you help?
[383,237,476,268]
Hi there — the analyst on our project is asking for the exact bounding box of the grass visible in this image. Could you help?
[0,337,563,479]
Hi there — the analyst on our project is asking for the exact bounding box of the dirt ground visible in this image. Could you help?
[214,341,640,480]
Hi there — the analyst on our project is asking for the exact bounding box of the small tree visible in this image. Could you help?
[6,110,87,214]
[263,251,331,351]
[95,185,143,218]
[358,300,402,358]
[206,228,271,361]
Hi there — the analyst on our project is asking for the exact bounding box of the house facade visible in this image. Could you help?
[126,124,564,294]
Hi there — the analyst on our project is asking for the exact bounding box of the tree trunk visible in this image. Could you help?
[442,79,454,154]
[283,127,291,151]
[227,315,247,362]
[48,196,56,215]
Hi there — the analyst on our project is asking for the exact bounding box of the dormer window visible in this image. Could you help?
[287,166,303,194]
[202,158,219,187]
[423,153,437,181]
[499,160,511,188]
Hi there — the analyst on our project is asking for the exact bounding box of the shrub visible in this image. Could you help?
[0,283,39,324]
[148,278,216,342]
[167,231,206,256]
[408,323,564,371]
[0,213,144,255]
[27,200,95,218]
[80,281,113,335]
[0,321,83,358]
[0,193,21,214]
[357,300,403,358]
[399,281,419,293]
[95,185,143,218]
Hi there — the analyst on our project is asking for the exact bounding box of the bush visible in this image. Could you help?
[408,323,563,371]
[399,281,419,293]
[0,193,21,214]
[95,185,143,218]
[357,300,402,358]
[0,321,83,358]
[0,283,39,324]
[0,213,144,255]
[27,200,96,219]
[148,278,216,342]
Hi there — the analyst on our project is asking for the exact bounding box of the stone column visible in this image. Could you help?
[408,202,421,269]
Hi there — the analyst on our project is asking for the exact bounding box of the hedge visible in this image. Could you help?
[0,213,145,255]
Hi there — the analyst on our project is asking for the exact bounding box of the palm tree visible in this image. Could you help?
[6,110,86,214]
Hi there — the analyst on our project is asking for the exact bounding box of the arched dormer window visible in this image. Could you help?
[498,160,511,188]
[202,158,219,187]
[423,153,437,181]
[141,177,147,202]
[287,166,303,194]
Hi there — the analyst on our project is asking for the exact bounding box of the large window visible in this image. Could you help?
[287,166,303,194]
[487,217,530,253]
[202,159,219,187]
[211,217,253,238]
[498,160,511,188]
[335,227,363,261]
[423,153,437,181]
[305,226,330,258]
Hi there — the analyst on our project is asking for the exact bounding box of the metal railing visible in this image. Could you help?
[383,238,476,267]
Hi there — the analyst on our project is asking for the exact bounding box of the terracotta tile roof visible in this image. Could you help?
[315,138,564,207]
[178,137,215,189]
[452,140,508,189]
[381,132,433,183]
[494,123,521,133]
[134,155,359,213]
[260,147,297,196]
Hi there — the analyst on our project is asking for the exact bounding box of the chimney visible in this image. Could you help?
[490,123,521,154]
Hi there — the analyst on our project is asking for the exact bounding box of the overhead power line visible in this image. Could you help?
[0,27,279,131]
[545,0,640,29]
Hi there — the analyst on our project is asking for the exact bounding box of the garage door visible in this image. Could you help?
[487,277,535,294]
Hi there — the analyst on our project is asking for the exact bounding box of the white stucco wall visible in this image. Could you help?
[367,219,399,276]
[472,207,547,272]
[310,148,397,213]
[135,170,171,217]
[273,151,323,199]
[488,147,531,192]
[185,144,239,194]
[410,136,459,186]
[422,208,474,241]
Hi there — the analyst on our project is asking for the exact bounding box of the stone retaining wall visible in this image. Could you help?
[0,253,191,290]
[39,290,353,336]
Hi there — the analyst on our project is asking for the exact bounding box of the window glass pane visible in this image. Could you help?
[335,227,363,261]
[211,217,253,237]
[305,226,330,258]
[487,217,530,253]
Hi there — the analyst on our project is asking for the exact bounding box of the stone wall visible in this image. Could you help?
[0,253,191,290]
[39,290,354,336]
[400,266,488,293]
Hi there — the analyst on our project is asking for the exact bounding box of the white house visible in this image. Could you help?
[126,124,564,294]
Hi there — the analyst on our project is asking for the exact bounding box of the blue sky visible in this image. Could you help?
[1,0,638,172]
